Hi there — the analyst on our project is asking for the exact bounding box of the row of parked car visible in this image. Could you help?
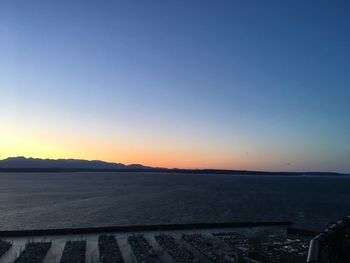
[14,241,51,263]
[127,234,158,263]
[182,234,236,263]
[0,240,11,258]
[0,232,242,263]
[155,234,195,262]
[59,240,86,263]
[98,234,124,263]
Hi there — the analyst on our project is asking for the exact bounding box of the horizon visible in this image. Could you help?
[0,156,348,174]
[1,1,350,173]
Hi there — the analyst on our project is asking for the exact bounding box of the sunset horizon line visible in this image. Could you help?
[1,155,348,174]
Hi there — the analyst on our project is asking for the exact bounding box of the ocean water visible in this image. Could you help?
[0,172,349,231]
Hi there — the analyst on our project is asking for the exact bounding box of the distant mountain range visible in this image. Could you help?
[0,157,348,176]
[0,157,149,169]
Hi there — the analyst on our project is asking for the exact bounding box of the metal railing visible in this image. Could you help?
[307,216,350,263]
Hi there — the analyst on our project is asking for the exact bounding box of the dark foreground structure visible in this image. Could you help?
[307,216,350,263]
[0,221,313,262]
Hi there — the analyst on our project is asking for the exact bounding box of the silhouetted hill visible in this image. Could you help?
[0,157,347,175]
[0,157,149,169]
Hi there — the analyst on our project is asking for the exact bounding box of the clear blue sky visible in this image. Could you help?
[1,1,349,172]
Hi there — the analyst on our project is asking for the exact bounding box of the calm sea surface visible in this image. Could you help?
[0,172,349,231]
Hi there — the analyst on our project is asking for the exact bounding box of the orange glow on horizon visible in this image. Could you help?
[0,119,312,172]
[1,121,253,170]
[0,124,265,170]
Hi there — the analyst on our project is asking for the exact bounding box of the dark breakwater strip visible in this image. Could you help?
[0,221,292,237]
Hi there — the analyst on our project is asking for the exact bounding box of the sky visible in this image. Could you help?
[1,1,349,172]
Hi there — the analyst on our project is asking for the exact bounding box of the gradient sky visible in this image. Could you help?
[1,1,349,172]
